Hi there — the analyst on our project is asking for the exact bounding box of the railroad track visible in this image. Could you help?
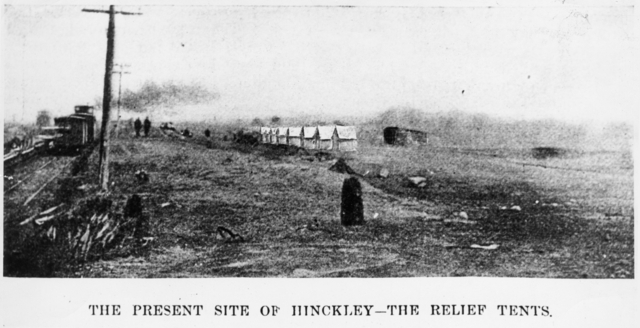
[5,147,38,170]
[3,140,51,171]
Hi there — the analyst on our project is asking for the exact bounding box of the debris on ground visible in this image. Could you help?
[407,176,427,188]
[532,147,566,159]
[40,204,65,216]
[379,168,389,178]
[35,214,58,225]
[216,226,244,242]
[141,237,154,247]
[19,213,38,225]
[305,218,321,231]
[77,184,90,190]
[134,170,149,183]
[314,152,333,162]
[304,219,332,233]
[221,156,234,165]
[470,244,500,250]
[444,217,476,225]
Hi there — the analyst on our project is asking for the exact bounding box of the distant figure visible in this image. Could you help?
[182,128,193,138]
[134,118,142,137]
[204,129,211,138]
[143,117,151,137]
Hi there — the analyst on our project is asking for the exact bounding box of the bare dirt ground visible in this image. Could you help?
[56,129,632,278]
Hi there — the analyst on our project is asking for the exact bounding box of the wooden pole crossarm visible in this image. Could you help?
[82,9,142,15]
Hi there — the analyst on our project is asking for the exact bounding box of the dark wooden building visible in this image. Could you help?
[383,127,427,146]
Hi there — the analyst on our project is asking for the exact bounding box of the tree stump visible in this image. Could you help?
[124,194,147,241]
[341,177,364,226]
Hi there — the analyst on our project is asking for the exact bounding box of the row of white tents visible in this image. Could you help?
[259,126,358,151]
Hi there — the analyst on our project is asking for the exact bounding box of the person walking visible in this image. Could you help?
[143,117,151,137]
[134,118,142,137]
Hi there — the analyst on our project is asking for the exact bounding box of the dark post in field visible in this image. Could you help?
[124,194,147,242]
[82,6,141,191]
[341,177,365,226]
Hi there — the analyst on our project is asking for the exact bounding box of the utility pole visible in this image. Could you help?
[82,5,141,191]
[21,35,25,123]
[113,63,131,138]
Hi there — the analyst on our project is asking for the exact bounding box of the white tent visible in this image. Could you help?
[316,126,337,150]
[287,127,303,147]
[277,127,288,144]
[335,126,358,151]
[260,127,271,143]
[302,126,318,149]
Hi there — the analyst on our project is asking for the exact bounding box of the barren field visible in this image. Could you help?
[3,125,634,278]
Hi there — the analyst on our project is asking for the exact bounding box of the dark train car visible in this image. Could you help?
[4,106,95,171]
[52,105,96,153]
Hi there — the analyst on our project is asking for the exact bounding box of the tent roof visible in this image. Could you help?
[288,127,303,136]
[317,126,336,140]
[302,126,317,138]
[336,126,357,140]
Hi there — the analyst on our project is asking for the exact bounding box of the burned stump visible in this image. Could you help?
[341,177,364,226]
[532,147,566,159]
[124,194,147,241]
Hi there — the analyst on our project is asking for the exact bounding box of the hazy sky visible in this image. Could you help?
[2,1,636,124]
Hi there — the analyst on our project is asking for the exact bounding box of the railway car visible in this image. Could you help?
[4,105,96,172]
[51,105,96,154]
